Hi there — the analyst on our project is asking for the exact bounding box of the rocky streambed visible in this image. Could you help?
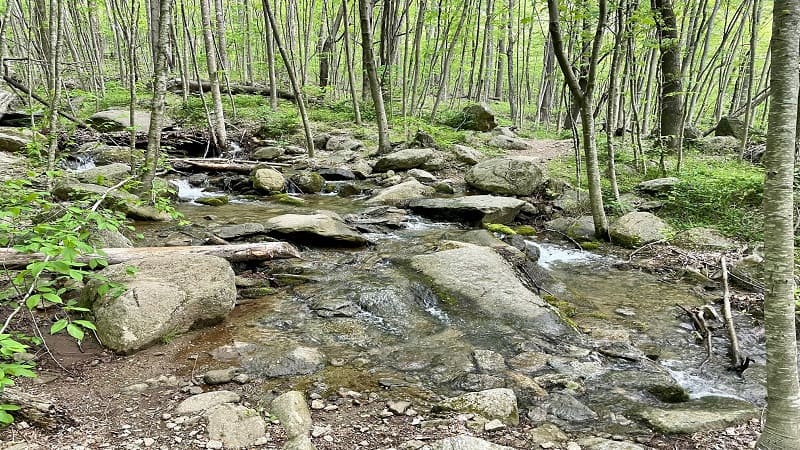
[1,130,768,449]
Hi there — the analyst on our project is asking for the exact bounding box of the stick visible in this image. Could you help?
[544,227,584,251]
[627,239,667,262]
[721,256,744,367]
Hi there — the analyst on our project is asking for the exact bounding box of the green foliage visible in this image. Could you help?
[514,225,537,236]
[0,178,127,424]
[661,157,763,241]
[256,108,300,139]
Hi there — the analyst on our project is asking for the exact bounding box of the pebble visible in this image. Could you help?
[143,438,155,447]
[206,440,223,449]
[541,443,555,449]
[566,442,581,450]
[312,425,332,438]
[484,419,506,432]
[232,373,250,384]
[311,399,326,410]
[323,435,335,443]
[405,408,418,417]
[161,413,171,420]
[324,404,339,411]
[387,400,411,415]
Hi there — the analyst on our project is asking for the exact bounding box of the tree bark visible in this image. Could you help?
[755,1,800,448]
[141,0,174,192]
[358,0,392,154]
[199,0,228,150]
[548,0,609,240]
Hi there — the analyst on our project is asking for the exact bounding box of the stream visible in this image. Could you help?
[138,181,767,436]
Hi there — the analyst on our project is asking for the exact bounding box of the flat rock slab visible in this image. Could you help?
[634,396,758,434]
[366,179,435,206]
[175,390,241,415]
[205,403,267,448]
[264,213,366,247]
[438,388,519,425]
[410,245,566,334]
[408,195,527,225]
[373,148,440,172]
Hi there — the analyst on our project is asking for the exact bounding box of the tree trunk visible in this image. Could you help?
[262,0,315,156]
[548,0,609,240]
[755,1,800,448]
[141,0,174,192]
[342,0,363,125]
[358,0,392,154]
[199,0,228,150]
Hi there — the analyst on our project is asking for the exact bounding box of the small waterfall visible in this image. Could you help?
[170,179,209,202]
[63,154,96,172]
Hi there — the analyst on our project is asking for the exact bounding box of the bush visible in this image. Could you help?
[256,108,300,139]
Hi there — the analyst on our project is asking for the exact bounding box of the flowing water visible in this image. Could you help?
[142,184,767,434]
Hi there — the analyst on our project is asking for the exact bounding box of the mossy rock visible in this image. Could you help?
[239,287,276,299]
[484,223,516,235]
[515,225,536,236]
[196,196,229,206]
[271,193,305,206]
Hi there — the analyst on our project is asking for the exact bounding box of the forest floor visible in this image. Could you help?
[0,134,766,450]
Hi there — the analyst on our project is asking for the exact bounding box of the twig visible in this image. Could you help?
[627,239,667,262]
[721,256,744,368]
[544,227,584,251]
[88,175,137,212]
[0,254,53,335]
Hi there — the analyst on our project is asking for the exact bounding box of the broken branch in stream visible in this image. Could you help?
[170,158,289,174]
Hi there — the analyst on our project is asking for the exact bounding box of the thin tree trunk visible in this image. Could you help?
[141,0,174,194]
[341,0,362,125]
[262,0,315,157]
[756,1,800,448]
[740,0,760,159]
[358,0,391,154]
[199,0,227,150]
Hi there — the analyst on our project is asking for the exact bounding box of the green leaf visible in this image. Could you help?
[42,293,62,304]
[0,404,21,411]
[72,320,97,331]
[0,409,14,425]
[66,324,85,341]
[25,294,41,310]
[50,319,68,334]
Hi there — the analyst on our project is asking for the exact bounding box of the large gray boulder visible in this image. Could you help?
[88,109,172,134]
[264,213,367,246]
[634,396,758,434]
[0,151,27,181]
[52,181,171,221]
[409,195,527,225]
[290,171,325,193]
[609,212,672,248]
[83,255,236,353]
[75,163,132,186]
[461,103,497,132]
[0,127,42,153]
[366,179,435,206]
[252,168,287,193]
[410,245,566,334]
[451,144,483,165]
[437,388,519,425]
[430,436,515,450]
[715,116,746,140]
[373,148,440,172]
[545,216,596,241]
[698,136,741,154]
[637,177,680,195]
[325,135,362,152]
[465,156,545,196]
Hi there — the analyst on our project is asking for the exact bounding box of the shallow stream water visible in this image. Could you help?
[140,185,767,434]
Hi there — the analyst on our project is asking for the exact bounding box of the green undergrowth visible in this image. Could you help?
[548,141,765,243]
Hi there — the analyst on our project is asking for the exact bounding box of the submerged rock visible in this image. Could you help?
[408,195,527,225]
[264,213,367,246]
[609,212,672,248]
[290,171,325,193]
[83,255,236,353]
[545,216,596,241]
[547,392,598,422]
[465,156,545,196]
[250,346,325,377]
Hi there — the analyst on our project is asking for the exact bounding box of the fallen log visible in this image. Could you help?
[167,79,296,101]
[0,387,75,430]
[0,242,301,269]
[171,157,288,174]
